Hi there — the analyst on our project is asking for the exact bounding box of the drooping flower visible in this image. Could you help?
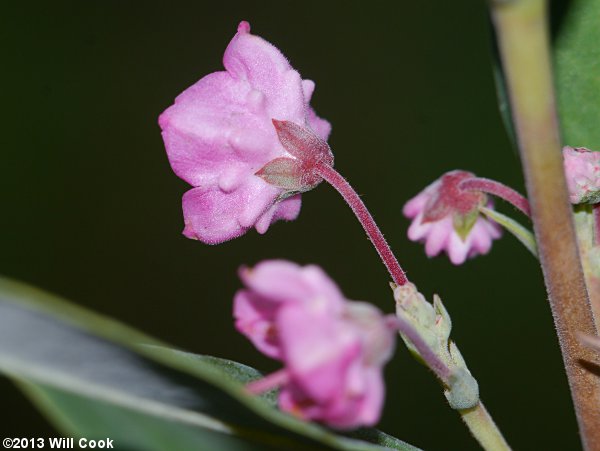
[234,260,396,429]
[403,171,502,265]
[563,146,600,204]
[159,22,331,244]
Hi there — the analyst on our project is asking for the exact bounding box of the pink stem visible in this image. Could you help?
[316,164,453,384]
[459,177,531,217]
[594,205,600,246]
[315,163,408,286]
[246,369,289,395]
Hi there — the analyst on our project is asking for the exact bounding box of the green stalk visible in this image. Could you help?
[490,0,600,448]
[479,206,537,257]
[460,403,510,451]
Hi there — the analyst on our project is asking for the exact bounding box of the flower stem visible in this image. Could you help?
[491,0,600,448]
[315,163,408,286]
[315,163,512,448]
[460,402,511,451]
[459,177,531,217]
[246,369,289,395]
[479,206,537,257]
[396,315,511,450]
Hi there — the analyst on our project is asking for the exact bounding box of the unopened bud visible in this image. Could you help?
[393,283,436,329]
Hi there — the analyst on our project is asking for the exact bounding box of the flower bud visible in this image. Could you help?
[563,146,600,204]
[403,171,502,265]
[391,283,480,410]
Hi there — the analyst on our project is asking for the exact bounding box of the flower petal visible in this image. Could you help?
[254,195,302,234]
[424,220,452,257]
[307,107,332,141]
[240,260,345,307]
[407,214,432,241]
[277,299,360,402]
[447,232,471,265]
[181,178,279,244]
[233,290,282,359]
[160,72,278,187]
[223,22,306,124]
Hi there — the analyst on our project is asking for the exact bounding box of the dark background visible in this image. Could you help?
[1,1,577,449]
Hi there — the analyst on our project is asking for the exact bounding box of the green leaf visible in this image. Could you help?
[479,206,538,257]
[0,276,420,451]
[17,381,269,451]
[143,348,420,451]
[555,0,600,148]
[142,348,279,407]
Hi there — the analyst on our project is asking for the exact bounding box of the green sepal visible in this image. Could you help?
[453,209,479,241]
[433,294,452,342]
[444,367,479,410]
[255,157,304,191]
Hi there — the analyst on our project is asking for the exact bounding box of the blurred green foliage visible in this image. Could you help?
[556,0,600,148]
[1,1,579,449]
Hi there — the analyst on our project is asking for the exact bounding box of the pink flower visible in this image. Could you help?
[234,260,396,429]
[563,146,600,204]
[403,171,502,265]
[159,22,331,244]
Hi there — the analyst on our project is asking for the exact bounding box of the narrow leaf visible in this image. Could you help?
[0,276,419,451]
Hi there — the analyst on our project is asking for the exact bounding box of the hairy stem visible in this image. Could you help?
[460,403,511,451]
[318,164,510,449]
[460,177,531,217]
[315,163,408,286]
[491,0,600,448]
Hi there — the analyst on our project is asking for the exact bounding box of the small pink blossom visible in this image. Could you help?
[234,260,396,429]
[563,146,600,204]
[403,171,502,265]
[234,260,344,359]
[159,22,331,244]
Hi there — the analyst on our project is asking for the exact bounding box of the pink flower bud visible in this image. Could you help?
[403,171,502,265]
[159,22,331,244]
[234,260,396,429]
[563,146,600,204]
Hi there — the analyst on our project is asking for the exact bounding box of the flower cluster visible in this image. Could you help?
[159,21,331,244]
[158,21,511,434]
[234,260,397,428]
[563,146,600,204]
[403,171,502,265]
